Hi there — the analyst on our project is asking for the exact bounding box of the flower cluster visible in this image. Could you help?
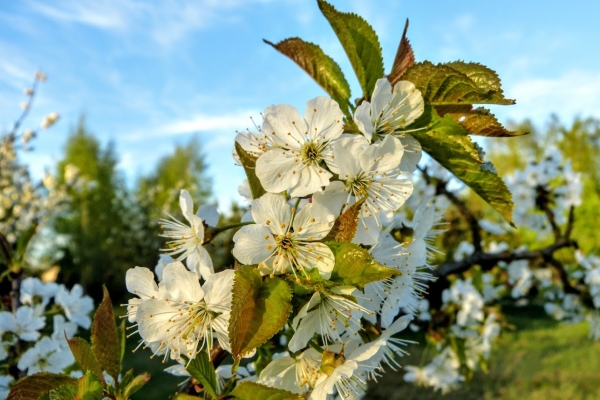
[122,78,449,399]
[0,278,94,396]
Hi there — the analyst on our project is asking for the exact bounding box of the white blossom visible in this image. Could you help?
[160,189,218,279]
[130,263,233,362]
[0,305,45,341]
[17,336,74,375]
[255,97,344,197]
[55,284,94,329]
[233,193,335,279]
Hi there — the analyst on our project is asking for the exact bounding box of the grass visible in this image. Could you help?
[122,304,600,399]
[366,304,600,400]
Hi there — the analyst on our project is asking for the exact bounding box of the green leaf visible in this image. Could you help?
[74,371,103,400]
[121,373,150,399]
[322,197,365,242]
[317,0,384,98]
[49,384,78,400]
[231,382,302,400]
[435,105,526,137]
[410,108,514,224]
[326,242,401,289]
[0,231,12,266]
[235,142,266,200]
[91,286,120,383]
[185,352,218,399]
[7,373,77,400]
[389,19,415,86]
[401,61,515,105]
[264,37,352,118]
[229,267,292,362]
[67,337,105,385]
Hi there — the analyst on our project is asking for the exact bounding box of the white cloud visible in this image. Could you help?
[123,110,260,140]
[499,70,600,123]
[26,0,273,47]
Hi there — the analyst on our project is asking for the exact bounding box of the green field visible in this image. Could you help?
[123,305,600,399]
[366,305,600,400]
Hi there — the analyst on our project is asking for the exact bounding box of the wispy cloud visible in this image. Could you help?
[26,0,272,47]
[502,70,600,123]
[123,110,260,141]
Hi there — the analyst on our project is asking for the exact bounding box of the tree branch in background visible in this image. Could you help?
[419,166,483,252]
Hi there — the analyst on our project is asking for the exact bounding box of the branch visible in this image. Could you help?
[419,166,483,251]
[434,237,577,277]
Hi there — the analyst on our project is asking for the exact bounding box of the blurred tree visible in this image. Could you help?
[133,137,214,271]
[54,117,131,301]
[488,115,600,253]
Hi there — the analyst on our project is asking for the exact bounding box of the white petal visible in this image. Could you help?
[371,78,393,118]
[256,150,301,195]
[304,97,344,142]
[382,314,413,338]
[289,310,320,353]
[126,267,158,298]
[293,204,333,240]
[288,164,332,198]
[263,104,307,148]
[392,80,424,127]
[163,262,203,302]
[198,204,219,227]
[354,100,374,141]
[353,211,380,245]
[137,300,175,343]
[296,243,335,279]
[187,246,215,280]
[398,134,422,172]
[333,138,362,179]
[359,135,404,173]
[204,269,234,313]
[232,225,277,265]
[179,189,195,221]
[251,193,291,236]
[311,180,347,220]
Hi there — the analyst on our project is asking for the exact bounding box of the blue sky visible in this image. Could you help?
[2,0,600,209]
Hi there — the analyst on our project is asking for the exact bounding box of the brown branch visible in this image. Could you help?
[419,166,483,252]
[434,237,577,278]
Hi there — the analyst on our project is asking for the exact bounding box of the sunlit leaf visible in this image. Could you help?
[67,337,105,385]
[235,142,266,200]
[401,61,515,105]
[91,286,120,382]
[229,267,292,363]
[327,242,400,289]
[317,0,384,98]
[436,105,525,137]
[410,107,514,223]
[389,19,415,86]
[264,37,352,118]
[185,352,218,399]
[74,371,103,400]
[7,373,76,400]
[231,382,302,400]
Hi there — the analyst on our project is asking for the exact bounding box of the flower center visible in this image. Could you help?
[276,233,298,256]
[346,173,371,197]
[300,141,322,165]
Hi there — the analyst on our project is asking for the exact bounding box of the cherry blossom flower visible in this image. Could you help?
[130,262,233,362]
[315,135,413,245]
[232,193,335,279]
[0,305,45,341]
[258,348,322,394]
[255,97,344,197]
[160,189,219,280]
[55,284,94,329]
[17,336,74,375]
[288,287,372,352]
